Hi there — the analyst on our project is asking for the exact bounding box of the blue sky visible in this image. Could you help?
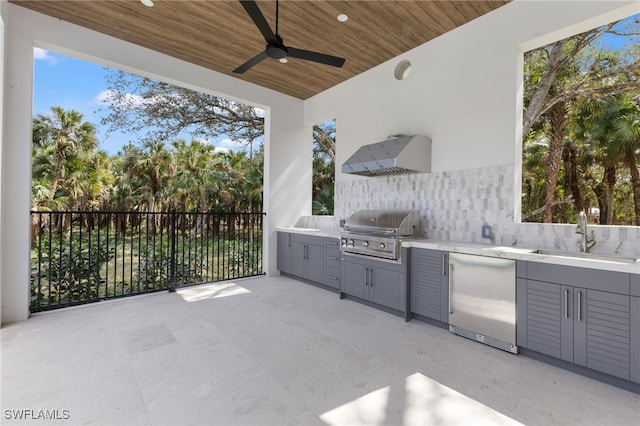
[33,49,256,156]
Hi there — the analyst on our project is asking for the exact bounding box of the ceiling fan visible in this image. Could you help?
[233,0,346,74]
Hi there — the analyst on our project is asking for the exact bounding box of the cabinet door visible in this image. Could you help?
[521,279,572,361]
[306,243,323,283]
[410,249,447,322]
[342,261,367,299]
[291,241,306,278]
[277,232,291,274]
[370,266,403,311]
[575,289,630,380]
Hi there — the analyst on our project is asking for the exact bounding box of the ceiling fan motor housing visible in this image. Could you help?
[266,43,287,59]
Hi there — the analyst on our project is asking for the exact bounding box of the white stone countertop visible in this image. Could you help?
[405,239,640,274]
[278,228,640,274]
[277,227,342,238]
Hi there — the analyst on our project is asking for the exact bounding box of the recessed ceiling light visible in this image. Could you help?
[337,14,348,22]
[141,0,154,7]
[279,58,288,64]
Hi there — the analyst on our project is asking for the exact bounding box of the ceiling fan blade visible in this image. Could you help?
[287,48,346,68]
[239,0,278,44]
[233,51,269,74]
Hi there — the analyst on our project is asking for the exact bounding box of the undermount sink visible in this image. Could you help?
[532,249,639,264]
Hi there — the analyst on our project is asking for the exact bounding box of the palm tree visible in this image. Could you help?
[32,107,97,202]
[571,95,640,225]
[609,95,640,225]
[312,121,336,215]
[121,140,175,213]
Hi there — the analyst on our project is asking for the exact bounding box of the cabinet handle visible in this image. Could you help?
[304,245,308,259]
[369,268,373,287]
[288,234,291,247]
[442,253,447,276]
[328,256,339,261]
[327,275,338,281]
[564,289,569,319]
[449,264,454,314]
[577,291,582,322]
[365,267,369,286]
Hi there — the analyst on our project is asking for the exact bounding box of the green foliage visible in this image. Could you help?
[30,231,114,307]
[522,13,640,225]
[312,120,336,215]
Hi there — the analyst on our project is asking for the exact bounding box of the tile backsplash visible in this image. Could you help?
[298,164,640,257]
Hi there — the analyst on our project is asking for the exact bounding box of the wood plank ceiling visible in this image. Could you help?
[12,0,511,100]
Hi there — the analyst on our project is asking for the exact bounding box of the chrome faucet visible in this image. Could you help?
[576,210,596,253]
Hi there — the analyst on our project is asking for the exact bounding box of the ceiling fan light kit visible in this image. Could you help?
[233,0,346,74]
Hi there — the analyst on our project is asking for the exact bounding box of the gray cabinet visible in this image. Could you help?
[631,296,640,383]
[277,232,292,274]
[341,255,405,312]
[323,238,341,289]
[291,234,323,283]
[517,262,634,381]
[409,248,448,323]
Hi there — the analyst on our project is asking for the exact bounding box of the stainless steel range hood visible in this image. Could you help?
[342,135,431,176]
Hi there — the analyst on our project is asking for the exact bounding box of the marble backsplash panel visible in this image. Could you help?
[298,164,640,257]
[335,165,514,244]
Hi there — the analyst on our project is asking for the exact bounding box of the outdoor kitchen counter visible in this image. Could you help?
[405,238,640,274]
[276,229,639,273]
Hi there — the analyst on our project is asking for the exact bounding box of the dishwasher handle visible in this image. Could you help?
[449,263,454,314]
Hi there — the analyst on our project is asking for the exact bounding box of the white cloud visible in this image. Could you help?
[214,146,229,153]
[217,138,247,150]
[33,48,61,65]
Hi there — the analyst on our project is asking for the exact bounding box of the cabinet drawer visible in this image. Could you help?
[324,237,341,249]
[325,248,341,269]
[324,266,341,289]
[291,233,323,246]
[526,262,629,295]
[631,274,640,297]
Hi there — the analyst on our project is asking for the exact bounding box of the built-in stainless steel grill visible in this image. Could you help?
[340,210,423,261]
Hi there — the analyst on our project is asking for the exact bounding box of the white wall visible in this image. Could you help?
[0,4,311,324]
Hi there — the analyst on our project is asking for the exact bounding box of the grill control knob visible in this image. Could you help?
[348,239,354,246]
[379,242,386,249]
[341,238,347,246]
[362,241,369,247]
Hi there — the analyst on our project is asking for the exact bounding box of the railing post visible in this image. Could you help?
[169,209,177,292]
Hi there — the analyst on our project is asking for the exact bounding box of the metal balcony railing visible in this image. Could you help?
[30,210,265,312]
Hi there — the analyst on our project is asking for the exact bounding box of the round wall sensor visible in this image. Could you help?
[394,60,412,80]
[141,0,154,7]
[337,14,348,22]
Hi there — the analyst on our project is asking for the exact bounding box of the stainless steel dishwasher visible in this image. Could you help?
[448,253,518,354]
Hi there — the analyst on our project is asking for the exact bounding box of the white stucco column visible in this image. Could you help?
[1,4,32,323]
[0,3,5,324]
[263,104,312,276]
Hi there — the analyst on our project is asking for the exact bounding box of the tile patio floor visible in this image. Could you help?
[1,275,639,425]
